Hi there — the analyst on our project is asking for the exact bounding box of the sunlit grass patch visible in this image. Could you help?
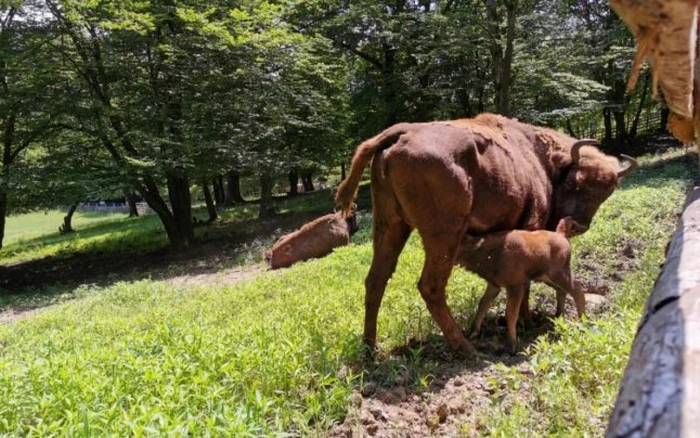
[0,151,694,435]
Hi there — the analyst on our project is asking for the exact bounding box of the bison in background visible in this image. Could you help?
[335,113,636,354]
[264,211,358,269]
[460,217,585,354]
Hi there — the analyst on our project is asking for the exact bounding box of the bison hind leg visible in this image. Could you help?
[362,219,412,351]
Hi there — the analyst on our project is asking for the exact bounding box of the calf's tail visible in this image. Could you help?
[335,123,410,216]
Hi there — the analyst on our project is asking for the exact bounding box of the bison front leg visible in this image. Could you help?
[418,243,475,355]
[363,220,411,351]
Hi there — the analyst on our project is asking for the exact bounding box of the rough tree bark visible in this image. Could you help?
[606,188,700,437]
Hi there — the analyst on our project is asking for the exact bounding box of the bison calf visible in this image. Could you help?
[457,218,584,354]
[264,211,358,269]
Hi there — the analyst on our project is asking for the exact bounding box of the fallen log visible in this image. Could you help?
[606,187,700,437]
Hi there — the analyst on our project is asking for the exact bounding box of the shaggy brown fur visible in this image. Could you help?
[335,113,636,353]
[460,217,584,354]
[264,212,358,269]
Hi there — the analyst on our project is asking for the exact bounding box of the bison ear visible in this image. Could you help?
[617,154,638,179]
[571,139,600,164]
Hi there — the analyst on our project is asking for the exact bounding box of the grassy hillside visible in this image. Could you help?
[0,150,694,436]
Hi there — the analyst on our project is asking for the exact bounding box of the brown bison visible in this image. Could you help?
[335,113,636,353]
[264,211,358,269]
[460,217,585,354]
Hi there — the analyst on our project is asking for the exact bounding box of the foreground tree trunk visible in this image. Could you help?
[606,188,700,437]
[59,201,79,234]
[226,171,245,205]
[288,169,299,197]
[259,173,276,218]
[202,180,217,223]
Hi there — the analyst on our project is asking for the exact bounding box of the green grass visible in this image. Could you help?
[0,191,342,266]
[3,210,132,248]
[0,150,694,436]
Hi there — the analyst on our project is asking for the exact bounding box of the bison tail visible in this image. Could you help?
[335,124,409,216]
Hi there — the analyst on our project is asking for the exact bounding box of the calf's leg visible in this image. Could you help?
[505,284,526,355]
[470,282,501,338]
[548,267,586,320]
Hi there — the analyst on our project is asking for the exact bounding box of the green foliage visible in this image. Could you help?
[0,150,693,435]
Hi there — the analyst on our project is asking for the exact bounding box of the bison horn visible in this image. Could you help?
[571,139,600,164]
[617,154,638,178]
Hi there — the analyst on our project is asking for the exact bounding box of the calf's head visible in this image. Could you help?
[550,140,637,235]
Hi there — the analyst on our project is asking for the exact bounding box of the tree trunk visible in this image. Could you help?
[124,189,139,217]
[603,108,613,143]
[59,201,79,234]
[566,119,578,138]
[212,177,223,208]
[661,106,670,131]
[606,188,700,437]
[0,190,7,250]
[341,163,346,181]
[226,171,245,204]
[383,43,399,127]
[302,172,315,192]
[259,173,276,218]
[216,176,225,206]
[484,0,517,116]
[629,72,650,139]
[613,109,627,153]
[166,172,194,249]
[202,180,217,223]
[288,169,299,197]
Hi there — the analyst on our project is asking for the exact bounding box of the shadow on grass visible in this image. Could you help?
[0,185,373,314]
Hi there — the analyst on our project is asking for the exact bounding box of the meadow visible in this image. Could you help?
[0,149,694,436]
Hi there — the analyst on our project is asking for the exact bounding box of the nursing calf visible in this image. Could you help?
[458,218,584,354]
[336,113,636,353]
[264,212,358,269]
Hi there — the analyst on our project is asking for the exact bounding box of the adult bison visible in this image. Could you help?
[335,113,636,353]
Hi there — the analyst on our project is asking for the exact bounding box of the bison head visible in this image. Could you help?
[550,140,637,236]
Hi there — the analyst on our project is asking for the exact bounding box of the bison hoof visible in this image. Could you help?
[451,337,476,356]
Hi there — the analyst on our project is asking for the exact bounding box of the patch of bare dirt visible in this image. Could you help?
[168,263,266,287]
[328,306,563,438]
[0,307,44,325]
[330,352,539,438]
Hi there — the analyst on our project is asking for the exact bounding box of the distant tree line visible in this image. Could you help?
[0,0,660,250]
